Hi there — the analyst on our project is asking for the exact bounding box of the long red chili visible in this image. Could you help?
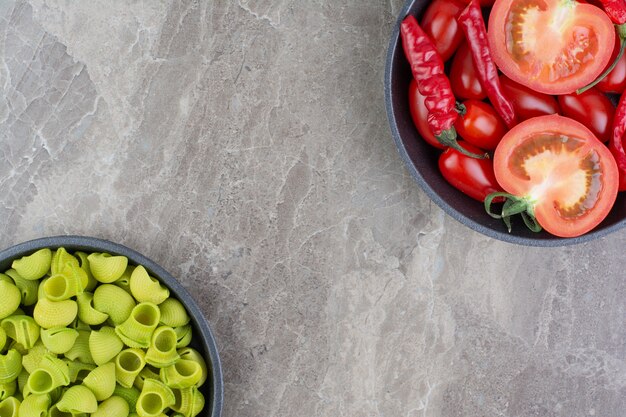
[457,0,517,128]
[610,92,626,191]
[400,15,485,159]
[599,0,626,25]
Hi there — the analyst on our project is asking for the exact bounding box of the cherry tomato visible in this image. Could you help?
[493,115,618,237]
[454,100,507,150]
[596,40,626,94]
[499,75,560,121]
[420,0,466,62]
[439,141,503,202]
[450,42,487,101]
[488,0,615,94]
[408,79,445,149]
[557,88,615,142]
[459,0,495,5]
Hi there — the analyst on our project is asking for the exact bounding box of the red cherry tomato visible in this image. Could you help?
[499,75,560,121]
[459,0,495,5]
[493,115,618,237]
[488,0,615,94]
[439,141,503,202]
[596,40,626,94]
[450,42,487,101]
[454,100,507,151]
[557,88,615,142]
[408,79,445,149]
[420,0,466,62]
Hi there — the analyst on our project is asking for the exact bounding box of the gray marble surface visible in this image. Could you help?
[0,1,624,416]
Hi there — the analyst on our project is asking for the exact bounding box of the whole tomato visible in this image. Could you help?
[439,141,503,202]
[454,100,507,150]
[499,75,560,121]
[450,42,487,100]
[558,88,615,142]
[408,79,445,149]
[420,0,467,62]
[596,40,626,94]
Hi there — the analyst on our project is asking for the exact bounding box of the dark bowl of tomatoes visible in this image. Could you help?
[385,0,626,246]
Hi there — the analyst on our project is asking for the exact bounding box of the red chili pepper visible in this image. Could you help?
[609,92,626,191]
[400,15,486,159]
[457,0,517,128]
[578,2,626,93]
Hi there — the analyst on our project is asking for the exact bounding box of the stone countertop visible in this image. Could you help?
[0,1,624,416]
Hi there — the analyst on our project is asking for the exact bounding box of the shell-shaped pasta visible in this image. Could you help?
[91,395,129,417]
[75,252,97,292]
[40,327,79,355]
[76,293,108,326]
[55,385,97,414]
[177,348,207,387]
[21,341,49,374]
[1,315,40,349]
[0,396,19,417]
[171,386,205,417]
[63,360,95,383]
[136,378,174,417]
[0,328,5,352]
[4,270,38,306]
[160,360,202,389]
[145,327,179,369]
[11,249,51,281]
[114,265,136,295]
[129,266,169,305]
[0,380,16,401]
[113,384,140,412]
[133,367,160,391]
[174,325,192,349]
[93,284,135,325]
[89,327,123,366]
[47,404,73,417]
[87,253,128,284]
[16,369,29,395]
[0,282,22,321]
[33,298,77,329]
[63,330,93,364]
[158,299,190,328]
[16,393,49,417]
[82,362,116,401]
[25,355,70,395]
[115,303,160,349]
[42,275,74,302]
[68,318,90,332]
[115,349,146,388]
[0,274,12,284]
[50,248,79,275]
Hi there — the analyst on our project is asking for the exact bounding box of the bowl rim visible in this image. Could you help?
[384,0,626,247]
[0,235,224,417]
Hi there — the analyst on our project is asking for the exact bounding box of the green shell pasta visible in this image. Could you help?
[92,395,130,417]
[115,349,146,388]
[0,396,19,417]
[16,369,29,394]
[40,328,79,355]
[93,284,135,325]
[43,272,81,301]
[1,316,40,349]
[160,359,202,389]
[63,330,93,364]
[174,325,192,349]
[158,299,190,328]
[55,385,97,414]
[0,327,6,352]
[16,393,49,417]
[89,326,123,366]
[25,355,69,395]
[0,380,15,401]
[75,251,98,292]
[4,270,38,307]
[87,253,128,284]
[114,265,135,295]
[133,367,160,391]
[63,360,95,383]
[33,298,77,329]
[50,248,79,275]
[170,386,205,417]
[115,303,160,349]
[136,378,174,417]
[76,293,108,326]
[0,282,21,320]
[82,362,116,401]
[177,348,207,387]
[129,266,169,305]
[113,384,140,412]
[145,326,179,369]
[11,249,51,281]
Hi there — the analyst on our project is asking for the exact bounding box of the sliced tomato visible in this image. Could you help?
[488,0,615,95]
[492,115,618,237]
[408,80,445,149]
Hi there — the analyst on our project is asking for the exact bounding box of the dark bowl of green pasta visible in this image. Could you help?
[0,235,223,417]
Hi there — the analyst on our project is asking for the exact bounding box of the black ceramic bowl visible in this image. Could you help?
[385,0,626,246]
[0,236,223,417]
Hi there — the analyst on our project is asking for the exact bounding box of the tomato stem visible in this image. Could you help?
[436,129,488,159]
[576,24,626,95]
[484,192,542,233]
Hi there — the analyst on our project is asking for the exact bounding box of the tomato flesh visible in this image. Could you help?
[488,0,615,94]
[493,115,618,237]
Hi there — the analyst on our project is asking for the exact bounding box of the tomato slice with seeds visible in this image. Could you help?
[491,115,618,237]
[488,0,615,95]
